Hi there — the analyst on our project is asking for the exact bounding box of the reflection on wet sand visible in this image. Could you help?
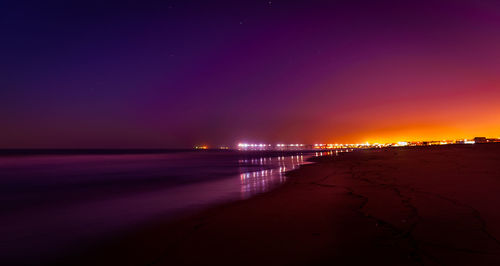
[238,150,351,199]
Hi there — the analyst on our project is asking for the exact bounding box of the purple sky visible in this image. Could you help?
[2,0,500,148]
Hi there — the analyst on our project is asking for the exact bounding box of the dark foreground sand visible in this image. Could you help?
[70,144,500,265]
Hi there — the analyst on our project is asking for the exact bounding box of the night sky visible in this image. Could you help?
[2,0,500,148]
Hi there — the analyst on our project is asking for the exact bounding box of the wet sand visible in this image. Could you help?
[70,143,500,265]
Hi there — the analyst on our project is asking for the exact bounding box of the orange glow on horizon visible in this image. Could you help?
[323,95,500,144]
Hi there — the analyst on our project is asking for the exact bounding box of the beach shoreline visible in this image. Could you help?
[62,144,500,265]
[0,150,320,264]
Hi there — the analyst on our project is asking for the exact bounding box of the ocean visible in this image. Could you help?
[0,149,327,263]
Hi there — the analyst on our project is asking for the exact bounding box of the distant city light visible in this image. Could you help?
[232,137,496,151]
[194,145,208,150]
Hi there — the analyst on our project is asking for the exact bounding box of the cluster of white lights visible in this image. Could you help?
[277,144,304,147]
[238,143,307,150]
[314,143,380,148]
[238,143,272,147]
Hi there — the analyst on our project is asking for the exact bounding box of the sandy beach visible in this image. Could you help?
[68,143,500,265]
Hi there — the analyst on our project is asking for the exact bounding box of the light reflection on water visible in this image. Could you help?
[0,149,351,263]
[238,155,305,199]
[237,151,343,199]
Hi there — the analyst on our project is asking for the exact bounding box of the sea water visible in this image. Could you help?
[0,150,321,262]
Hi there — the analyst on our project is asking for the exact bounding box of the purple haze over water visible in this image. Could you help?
[0,150,325,263]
